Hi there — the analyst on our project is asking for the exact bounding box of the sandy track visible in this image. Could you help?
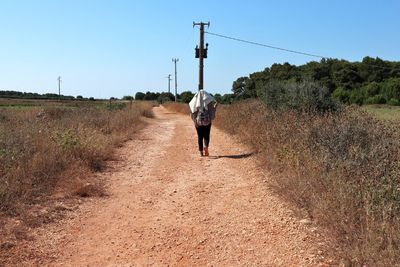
[26,106,330,266]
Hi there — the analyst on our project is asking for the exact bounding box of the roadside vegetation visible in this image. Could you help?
[215,101,400,266]
[0,100,153,217]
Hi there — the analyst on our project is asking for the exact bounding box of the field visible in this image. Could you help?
[0,98,133,110]
[362,104,400,122]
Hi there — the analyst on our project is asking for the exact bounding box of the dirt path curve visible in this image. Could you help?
[34,106,329,266]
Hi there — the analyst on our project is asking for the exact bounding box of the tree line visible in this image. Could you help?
[0,90,94,101]
[134,91,235,104]
[232,56,400,105]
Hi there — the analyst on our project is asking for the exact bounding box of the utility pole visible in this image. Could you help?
[172,58,179,102]
[193,21,210,91]
[57,76,62,101]
[166,74,172,93]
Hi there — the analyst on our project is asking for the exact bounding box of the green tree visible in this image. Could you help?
[221,94,234,104]
[157,92,175,103]
[332,87,351,103]
[179,91,194,103]
[143,91,157,100]
[135,92,145,100]
[122,95,134,101]
[214,93,222,103]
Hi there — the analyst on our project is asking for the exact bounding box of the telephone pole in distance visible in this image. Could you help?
[166,74,172,93]
[172,58,179,102]
[193,21,210,91]
[57,76,62,101]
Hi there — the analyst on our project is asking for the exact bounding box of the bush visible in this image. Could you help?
[261,80,338,112]
[381,78,400,101]
[179,91,195,103]
[360,82,381,97]
[387,98,400,106]
[332,87,351,103]
[157,92,175,103]
[135,92,146,100]
[122,95,134,101]
[365,94,387,104]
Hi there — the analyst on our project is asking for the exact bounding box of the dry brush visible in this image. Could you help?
[214,100,400,266]
[0,101,154,213]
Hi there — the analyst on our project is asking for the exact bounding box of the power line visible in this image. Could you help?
[205,31,327,59]
[205,31,400,72]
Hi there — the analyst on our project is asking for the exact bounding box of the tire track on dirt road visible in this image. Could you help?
[24,106,332,266]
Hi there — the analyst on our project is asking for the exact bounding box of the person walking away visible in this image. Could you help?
[189,90,218,156]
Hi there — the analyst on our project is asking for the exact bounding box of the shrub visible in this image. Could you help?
[122,95,134,101]
[179,91,195,103]
[261,80,338,112]
[360,82,381,97]
[365,94,387,104]
[332,87,351,103]
[381,78,400,101]
[135,92,146,100]
[157,92,175,103]
[387,98,400,106]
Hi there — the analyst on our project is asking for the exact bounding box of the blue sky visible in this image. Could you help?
[0,0,399,98]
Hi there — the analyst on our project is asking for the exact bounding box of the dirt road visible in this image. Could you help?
[25,106,331,266]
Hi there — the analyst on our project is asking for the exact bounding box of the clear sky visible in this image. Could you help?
[0,0,399,98]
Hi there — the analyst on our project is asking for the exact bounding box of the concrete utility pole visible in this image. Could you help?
[193,21,210,91]
[172,58,179,102]
[57,76,62,100]
[166,74,172,93]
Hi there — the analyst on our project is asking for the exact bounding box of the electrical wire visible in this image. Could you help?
[205,31,327,59]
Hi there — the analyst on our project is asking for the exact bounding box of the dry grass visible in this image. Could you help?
[362,104,400,122]
[162,102,190,115]
[209,99,400,266]
[0,101,153,214]
[1,100,154,265]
